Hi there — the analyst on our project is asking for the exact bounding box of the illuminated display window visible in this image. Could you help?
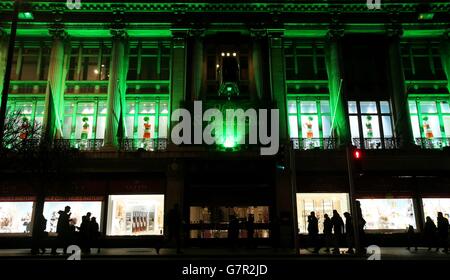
[43,201,102,234]
[422,198,450,221]
[401,43,446,81]
[0,202,34,234]
[125,98,169,149]
[189,206,270,239]
[358,199,416,231]
[106,195,164,236]
[6,99,45,135]
[348,100,394,149]
[288,98,332,149]
[63,100,107,142]
[296,193,349,234]
[409,99,450,148]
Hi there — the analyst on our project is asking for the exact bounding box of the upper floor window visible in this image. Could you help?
[67,42,111,81]
[288,98,332,149]
[409,99,450,148]
[284,41,327,81]
[348,100,394,149]
[11,42,51,81]
[6,99,45,139]
[401,42,446,81]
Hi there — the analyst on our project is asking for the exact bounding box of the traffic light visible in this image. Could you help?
[352,147,363,175]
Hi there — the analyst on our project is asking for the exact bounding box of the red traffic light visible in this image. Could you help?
[353,149,362,159]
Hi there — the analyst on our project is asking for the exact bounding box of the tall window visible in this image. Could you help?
[284,41,327,81]
[288,98,332,149]
[409,99,450,148]
[348,100,394,149]
[6,99,45,140]
[62,100,107,148]
[127,41,171,94]
[401,42,446,81]
[125,98,169,149]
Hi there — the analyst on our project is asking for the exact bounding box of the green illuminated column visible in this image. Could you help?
[189,29,204,101]
[387,28,414,148]
[440,31,450,94]
[268,30,288,141]
[325,29,351,147]
[171,29,188,111]
[0,29,8,100]
[165,162,184,242]
[251,29,265,101]
[42,27,68,140]
[104,28,128,149]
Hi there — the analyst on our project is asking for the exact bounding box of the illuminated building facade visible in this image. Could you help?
[0,0,449,249]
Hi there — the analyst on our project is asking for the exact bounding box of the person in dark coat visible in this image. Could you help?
[355,200,366,252]
[331,210,344,254]
[90,217,101,254]
[79,212,91,254]
[406,225,418,251]
[51,206,71,255]
[167,204,182,254]
[423,216,437,251]
[344,212,355,254]
[436,212,449,253]
[246,214,255,248]
[307,212,319,253]
[323,214,333,253]
[228,215,240,250]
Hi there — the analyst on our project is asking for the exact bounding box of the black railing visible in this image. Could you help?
[415,138,450,149]
[120,138,168,152]
[2,138,41,151]
[352,137,399,150]
[53,139,104,151]
[291,138,337,150]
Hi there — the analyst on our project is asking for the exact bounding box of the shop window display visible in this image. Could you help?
[43,201,102,233]
[0,202,34,234]
[422,198,450,221]
[106,195,164,236]
[189,206,270,239]
[296,193,349,234]
[358,199,416,231]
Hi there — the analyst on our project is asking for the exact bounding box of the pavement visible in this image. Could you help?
[0,247,448,260]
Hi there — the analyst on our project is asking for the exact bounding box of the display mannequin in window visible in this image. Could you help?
[143,116,152,150]
[80,117,90,149]
[19,117,30,140]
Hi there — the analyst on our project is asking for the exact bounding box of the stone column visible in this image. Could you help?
[0,29,8,100]
[268,30,288,141]
[251,29,266,102]
[165,161,185,243]
[171,29,188,112]
[189,29,204,101]
[325,28,351,148]
[43,26,68,140]
[440,30,450,94]
[103,28,128,149]
[387,27,414,148]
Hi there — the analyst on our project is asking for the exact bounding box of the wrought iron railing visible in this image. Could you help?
[119,138,168,152]
[352,137,399,150]
[291,138,337,150]
[415,138,450,149]
[53,139,104,151]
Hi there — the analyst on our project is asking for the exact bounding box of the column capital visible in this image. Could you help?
[326,27,345,41]
[48,24,68,41]
[188,28,206,38]
[386,24,403,39]
[171,29,189,48]
[250,29,267,39]
[110,27,128,40]
[267,29,284,48]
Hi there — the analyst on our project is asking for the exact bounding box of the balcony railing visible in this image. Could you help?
[352,137,399,150]
[415,138,450,149]
[53,139,104,151]
[120,138,168,152]
[291,138,337,150]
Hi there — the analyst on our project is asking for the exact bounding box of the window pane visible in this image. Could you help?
[159,102,169,114]
[348,101,357,114]
[440,101,450,113]
[96,116,106,139]
[98,102,107,115]
[139,102,156,114]
[300,101,317,114]
[410,116,421,139]
[382,116,393,137]
[65,102,75,115]
[408,101,417,114]
[127,102,136,114]
[126,116,134,138]
[420,101,437,114]
[349,116,360,138]
[362,115,380,138]
[320,101,330,114]
[77,103,95,115]
[158,116,168,138]
[63,116,73,139]
[380,101,390,114]
[288,101,297,114]
[360,101,377,114]
[359,199,416,230]
[443,116,450,138]
[288,116,298,138]
[301,115,319,139]
[322,116,331,138]
[422,115,441,138]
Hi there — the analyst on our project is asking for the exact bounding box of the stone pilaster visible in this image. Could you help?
[250,29,266,102]
[189,28,204,101]
[170,29,188,112]
[0,29,8,101]
[440,30,450,94]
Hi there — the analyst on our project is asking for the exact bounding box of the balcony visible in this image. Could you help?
[119,138,168,152]
[291,138,336,150]
[415,138,450,149]
[9,81,47,95]
[65,81,109,95]
[352,138,399,150]
[53,139,104,151]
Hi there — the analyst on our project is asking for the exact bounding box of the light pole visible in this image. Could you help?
[346,144,362,255]
[0,0,20,148]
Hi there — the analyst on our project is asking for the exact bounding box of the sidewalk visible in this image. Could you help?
[0,247,448,260]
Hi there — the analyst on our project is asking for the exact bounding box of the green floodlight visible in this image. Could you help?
[18,12,34,20]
